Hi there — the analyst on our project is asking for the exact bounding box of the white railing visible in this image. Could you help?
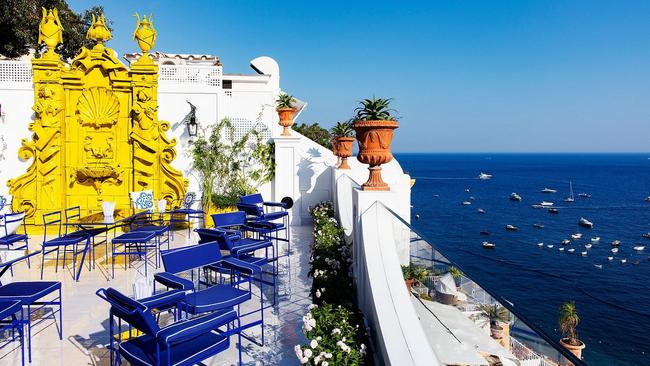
[0,60,32,85]
[510,337,559,366]
[159,64,222,87]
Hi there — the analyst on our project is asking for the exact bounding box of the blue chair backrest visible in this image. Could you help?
[43,211,62,241]
[211,211,246,228]
[161,242,223,274]
[2,212,26,237]
[97,288,160,336]
[129,211,153,230]
[240,193,263,205]
[64,206,81,235]
[236,203,263,217]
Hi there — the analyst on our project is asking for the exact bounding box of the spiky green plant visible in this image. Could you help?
[479,304,510,324]
[276,93,296,109]
[447,266,463,279]
[559,301,581,345]
[401,264,429,281]
[330,121,354,137]
[354,97,396,121]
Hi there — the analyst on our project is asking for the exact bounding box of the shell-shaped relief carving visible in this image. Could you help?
[77,87,120,128]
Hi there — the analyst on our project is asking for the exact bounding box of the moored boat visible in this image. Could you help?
[633,245,645,251]
[482,241,496,249]
[620,259,627,264]
[542,188,557,193]
[510,193,522,201]
[611,240,621,246]
[571,233,582,240]
[562,239,571,245]
[568,248,575,253]
[477,208,485,214]
[611,248,619,253]
[578,193,591,198]
[478,173,493,180]
[591,237,600,243]
[548,208,559,214]
[608,256,614,261]
[585,244,592,249]
[559,247,565,252]
[578,217,593,228]
[642,233,650,239]
[462,200,471,205]
[581,251,588,256]
[547,244,554,248]
[537,242,544,247]
[505,224,518,231]
[533,223,544,228]
[540,201,554,207]
[564,181,575,202]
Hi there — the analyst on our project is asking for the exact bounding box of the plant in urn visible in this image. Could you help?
[330,121,355,170]
[276,93,297,136]
[353,97,399,190]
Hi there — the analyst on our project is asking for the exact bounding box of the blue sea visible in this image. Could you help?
[398,153,650,366]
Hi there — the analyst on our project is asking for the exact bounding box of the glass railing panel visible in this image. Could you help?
[376,202,586,366]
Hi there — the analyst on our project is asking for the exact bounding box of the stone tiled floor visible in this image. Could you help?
[0,225,313,365]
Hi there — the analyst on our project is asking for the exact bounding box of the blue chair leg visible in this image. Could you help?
[26,304,31,363]
[40,248,46,280]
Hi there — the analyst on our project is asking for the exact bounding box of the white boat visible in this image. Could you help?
[510,193,522,201]
[462,200,472,205]
[645,196,650,202]
[558,247,565,252]
[540,201,554,207]
[564,181,575,202]
[542,188,557,193]
[581,251,588,256]
[591,237,600,243]
[505,224,519,231]
[568,248,575,253]
[611,240,621,246]
[594,264,603,269]
[608,256,614,261]
[465,188,470,192]
[477,208,485,214]
[585,244,592,249]
[482,241,496,249]
[633,246,645,251]
[571,233,582,240]
[533,223,544,228]
[578,217,593,228]
[578,193,591,198]
[611,248,619,253]
[620,259,627,264]
[478,173,493,180]
[547,244,554,248]
[537,242,544,247]
[562,239,571,245]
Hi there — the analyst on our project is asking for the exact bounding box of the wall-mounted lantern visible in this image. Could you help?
[185,100,198,142]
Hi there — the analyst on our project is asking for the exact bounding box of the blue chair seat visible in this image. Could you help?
[113,231,157,244]
[259,211,288,221]
[248,221,285,231]
[43,235,85,247]
[0,233,28,245]
[0,300,23,319]
[236,254,267,266]
[184,285,250,314]
[66,228,107,238]
[121,327,229,366]
[154,272,194,291]
[139,290,186,311]
[0,281,61,303]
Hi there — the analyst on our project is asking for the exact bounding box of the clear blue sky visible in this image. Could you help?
[68,0,650,153]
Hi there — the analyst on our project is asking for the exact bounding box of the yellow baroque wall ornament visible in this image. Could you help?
[77,87,120,128]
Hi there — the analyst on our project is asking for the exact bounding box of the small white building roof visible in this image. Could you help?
[123,52,221,65]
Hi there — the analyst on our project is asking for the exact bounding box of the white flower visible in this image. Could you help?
[300,357,309,364]
[331,328,341,335]
[314,355,322,364]
[325,352,333,359]
[310,339,318,349]
[308,303,318,310]
[360,343,367,355]
[315,289,321,298]
[294,345,303,359]
[304,348,313,358]
[322,362,329,366]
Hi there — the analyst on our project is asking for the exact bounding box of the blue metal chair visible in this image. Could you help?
[0,281,62,363]
[111,230,158,279]
[0,212,30,272]
[40,211,90,281]
[169,192,205,239]
[64,206,108,269]
[0,300,25,365]
[130,211,170,265]
[236,193,290,256]
[97,287,241,366]
[155,242,266,345]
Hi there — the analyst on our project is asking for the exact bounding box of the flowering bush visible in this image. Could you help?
[295,201,368,365]
[295,304,367,365]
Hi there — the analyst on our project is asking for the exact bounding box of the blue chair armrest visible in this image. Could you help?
[245,221,276,229]
[231,240,273,256]
[139,289,186,310]
[154,272,194,291]
[220,257,262,275]
[156,308,237,346]
[263,201,286,208]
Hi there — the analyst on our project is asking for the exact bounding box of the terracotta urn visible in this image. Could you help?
[330,137,340,167]
[405,278,415,295]
[490,322,505,339]
[336,137,354,170]
[352,120,399,190]
[560,338,585,361]
[277,107,296,136]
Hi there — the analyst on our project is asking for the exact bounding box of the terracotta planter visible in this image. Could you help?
[560,338,585,360]
[330,137,341,167]
[490,322,505,339]
[277,107,296,136]
[336,137,354,170]
[405,278,415,295]
[352,120,399,191]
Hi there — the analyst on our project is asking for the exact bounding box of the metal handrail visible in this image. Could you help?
[375,201,588,366]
